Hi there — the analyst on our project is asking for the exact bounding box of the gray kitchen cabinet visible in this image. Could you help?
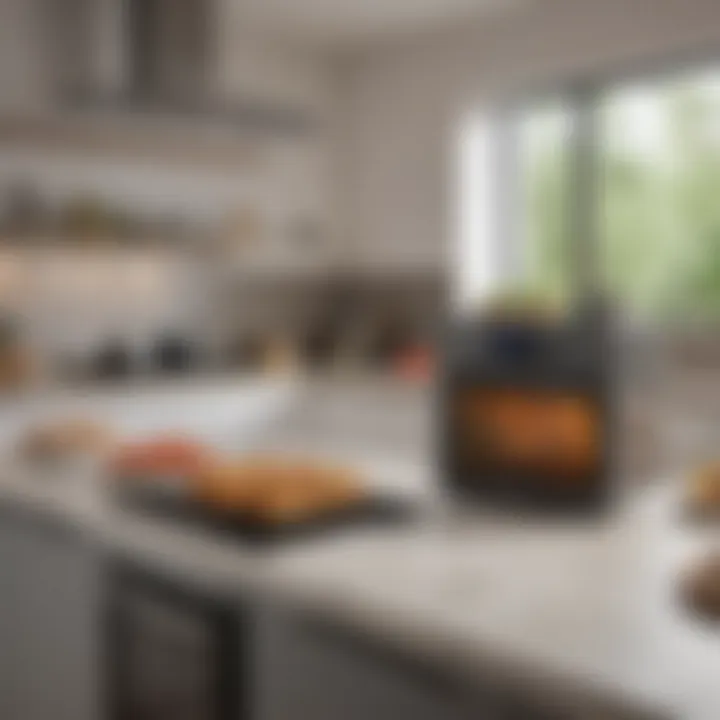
[254,606,502,720]
[0,511,102,720]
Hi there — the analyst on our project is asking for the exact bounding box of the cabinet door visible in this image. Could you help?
[107,564,244,720]
[254,607,503,720]
[0,515,23,719]
[253,607,661,720]
[0,512,101,720]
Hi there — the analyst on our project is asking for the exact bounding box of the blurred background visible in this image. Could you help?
[1,3,720,720]
[0,0,719,483]
[0,0,443,394]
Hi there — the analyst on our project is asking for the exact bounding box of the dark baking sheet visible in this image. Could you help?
[115,484,412,544]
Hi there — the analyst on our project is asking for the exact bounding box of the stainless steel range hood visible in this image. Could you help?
[46,0,314,136]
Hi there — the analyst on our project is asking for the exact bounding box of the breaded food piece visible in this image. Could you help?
[193,457,365,523]
[688,463,720,514]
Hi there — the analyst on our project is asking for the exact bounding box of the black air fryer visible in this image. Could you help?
[441,301,614,512]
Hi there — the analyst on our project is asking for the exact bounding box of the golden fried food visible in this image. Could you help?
[192,457,365,523]
[688,463,720,513]
[193,459,265,510]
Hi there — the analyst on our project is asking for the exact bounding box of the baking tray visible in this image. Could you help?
[114,484,412,544]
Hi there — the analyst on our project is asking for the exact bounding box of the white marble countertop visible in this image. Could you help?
[0,379,718,720]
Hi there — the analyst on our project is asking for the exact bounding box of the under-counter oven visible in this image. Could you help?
[106,561,248,720]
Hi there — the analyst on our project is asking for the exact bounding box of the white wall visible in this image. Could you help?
[215,0,335,114]
[338,0,720,270]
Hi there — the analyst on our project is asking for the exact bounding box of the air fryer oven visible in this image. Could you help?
[441,305,614,512]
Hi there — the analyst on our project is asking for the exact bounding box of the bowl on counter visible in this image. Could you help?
[16,418,116,478]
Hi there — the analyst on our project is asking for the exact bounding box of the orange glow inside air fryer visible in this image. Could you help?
[456,390,600,479]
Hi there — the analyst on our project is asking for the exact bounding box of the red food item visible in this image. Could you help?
[113,436,210,478]
[394,346,434,382]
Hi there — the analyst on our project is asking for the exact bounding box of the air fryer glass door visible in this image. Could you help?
[448,386,606,504]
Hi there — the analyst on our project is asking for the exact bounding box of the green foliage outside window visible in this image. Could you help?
[525,81,720,321]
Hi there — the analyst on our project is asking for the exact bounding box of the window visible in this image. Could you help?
[601,71,720,321]
[455,113,501,309]
[455,101,575,311]
[458,64,720,323]
[518,102,574,303]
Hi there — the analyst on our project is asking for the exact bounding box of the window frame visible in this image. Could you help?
[467,50,720,322]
